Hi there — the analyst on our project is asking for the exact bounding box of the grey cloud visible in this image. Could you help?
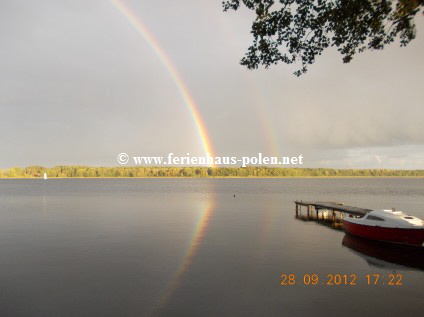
[0,0,423,168]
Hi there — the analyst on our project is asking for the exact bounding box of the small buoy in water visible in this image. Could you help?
[233,194,235,197]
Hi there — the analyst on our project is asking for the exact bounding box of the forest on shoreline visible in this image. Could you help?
[0,166,423,178]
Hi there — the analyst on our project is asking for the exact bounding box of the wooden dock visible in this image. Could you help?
[294,201,372,227]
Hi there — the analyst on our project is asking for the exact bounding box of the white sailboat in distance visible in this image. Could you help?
[43,172,47,180]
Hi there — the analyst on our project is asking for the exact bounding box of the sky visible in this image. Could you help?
[1,0,423,169]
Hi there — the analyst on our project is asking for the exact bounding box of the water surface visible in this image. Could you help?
[0,178,423,316]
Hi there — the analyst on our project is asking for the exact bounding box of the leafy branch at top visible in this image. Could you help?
[223,0,423,76]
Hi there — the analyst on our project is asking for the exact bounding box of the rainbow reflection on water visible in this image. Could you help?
[153,194,216,314]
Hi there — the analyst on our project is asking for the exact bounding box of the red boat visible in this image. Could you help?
[342,210,424,247]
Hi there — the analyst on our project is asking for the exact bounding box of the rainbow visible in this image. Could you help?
[110,0,215,162]
[215,11,283,159]
[153,195,215,314]
[249,78,282,158]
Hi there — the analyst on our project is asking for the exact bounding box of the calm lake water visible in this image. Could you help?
[0,178,423,316]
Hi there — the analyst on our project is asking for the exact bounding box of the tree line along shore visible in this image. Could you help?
[0,166,423,178]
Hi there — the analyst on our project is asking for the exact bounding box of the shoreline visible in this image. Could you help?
[1,176,423,179]
[2,166,423,178]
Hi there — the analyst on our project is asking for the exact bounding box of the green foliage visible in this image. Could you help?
[0,166,423,178]
[222,0,423,75]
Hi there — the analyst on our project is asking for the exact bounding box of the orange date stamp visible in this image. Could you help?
[280,273,403,286]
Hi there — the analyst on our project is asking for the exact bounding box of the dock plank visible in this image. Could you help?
[294,201,372,215]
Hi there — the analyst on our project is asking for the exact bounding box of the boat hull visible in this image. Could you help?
[342,220,424,247]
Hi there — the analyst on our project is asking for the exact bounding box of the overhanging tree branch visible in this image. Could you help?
[222,0,423,75]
